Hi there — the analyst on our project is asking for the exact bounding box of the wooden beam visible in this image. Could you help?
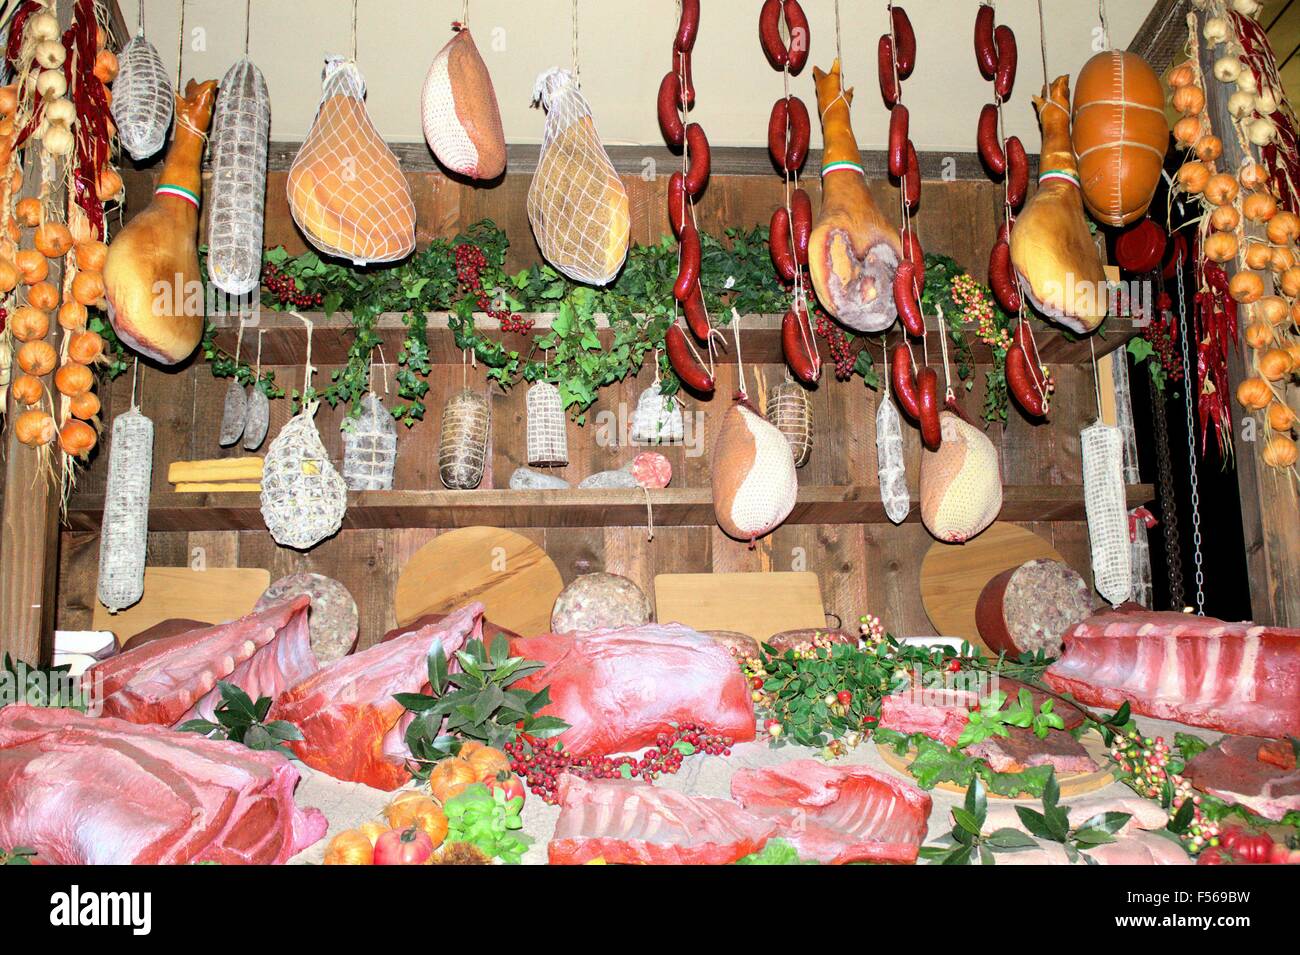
[1197,16,1300,626]
[1129,0,1194,74]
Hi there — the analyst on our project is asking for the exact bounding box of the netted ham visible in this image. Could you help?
[287,57,416,265]
[510,624,756,757]
[0,707,326,865]
[1185,735,1300,822]
[1045,610,1300,738]
[420,27,506,179]
[731,760,931,864]
[85,597,318,727]
[712,398,798,543]
[919,411,1002,543]
[271,603,484,790]
[548,776,777,865]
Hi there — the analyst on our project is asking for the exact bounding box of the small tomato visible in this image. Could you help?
[372,826,434,865]
[485,770,526,807]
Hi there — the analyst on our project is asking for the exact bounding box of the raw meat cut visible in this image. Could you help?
[994,830,1190,865]
[382,612,520,645]
[548,775,777,865]
[511,624,756,756]
[271,603,483,790]
[981,795,1168,837]
[1184,735,1300,822]
[965,726,1097,775]
[86,597,318,727]
[0,707,326,865]
[730,760,932,864]
[1044,610,1300,738]
[879,685,978,746]
[766,628,858,654]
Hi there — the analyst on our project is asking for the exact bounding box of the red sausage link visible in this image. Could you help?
[674,224,701,301]
[769,207,797,281]
[674,0,700,53]
[904,140,921,210]
[993,25,1017,99]
[668,171,688,238]
[782,306,821,383]
[891,6,916,80]
[678,50,696,109]
[988,240,1021,314]
[892,344,921,419]
[974,4,997,79]
[1012,320,1048,398]
[900,227,925,287]
[1006,344,1047,416]
[682,282,711,341]
[888,104,909,179]
[759,0,787,69]
[878,35,899,108]
[783,0,810,75]
[767,97,809,172]
[977,103,1004,175]
[791,188,812,265]
[1005,135,1028,209]
[666,324,715,393]
[917,367,942,450]
[683,124,711,195]
[657,72,685,147]
[767,98,789,167]
[894,260,924,337]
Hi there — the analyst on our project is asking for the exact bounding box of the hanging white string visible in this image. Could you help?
[731,308,748,398]
[571,0,580,81]
[244,0,252,56]
[352,0,359,62]
[175,0,185,88]
[1098,0,1111,51]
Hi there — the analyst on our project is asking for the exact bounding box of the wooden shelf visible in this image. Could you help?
[206,311,1139,368]
[66,484,1154,533]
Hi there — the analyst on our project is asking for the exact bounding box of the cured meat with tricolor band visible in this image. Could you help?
[271,603,483,790]
[511,624,756,757]
[1184,735,1300,822]
[1045,611,1300,739]
[730,760,931,864]
[548,775,777,865]
[0,707,326,865]
[86,597,318,727]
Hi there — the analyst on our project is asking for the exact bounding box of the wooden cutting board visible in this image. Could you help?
[919,522,1064,649]
[654,572,826,640]
[395,527,563,638]
[93,567,271,644]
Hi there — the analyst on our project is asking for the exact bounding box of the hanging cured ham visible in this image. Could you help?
[808,60,900,333]
[420,26,507,180]
[104,80,217,365]
[1008,76,1108,334]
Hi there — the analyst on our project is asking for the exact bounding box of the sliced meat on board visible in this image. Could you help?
[510,624,756,757]
[877,676,1085,748]
[548,775,778,865]
[730,759,932,864]
[86,597,318,727]
[1184,735,1300,822]
[1045,610,1300,739]
[271,603,483,791]
[0,707,326,865]
[965,725,1097,775]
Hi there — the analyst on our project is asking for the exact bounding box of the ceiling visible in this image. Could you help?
[123,0,1157,151]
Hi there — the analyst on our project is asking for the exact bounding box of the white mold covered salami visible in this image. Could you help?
[875,397,909,524]
[975,559,1095,657]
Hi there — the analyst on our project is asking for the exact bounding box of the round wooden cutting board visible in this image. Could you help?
[919,522,1064,650]
[395,527,563,638]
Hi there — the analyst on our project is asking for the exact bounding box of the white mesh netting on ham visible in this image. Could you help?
[287,57,416,266]
[341,392,397,491]
[526,381,568,467]
[526,68,630,286]
[920,413,1002,543]
[112,32,174,161]
[1081,422,1133,606]
[207,58,271,297]
[420,28,506,179]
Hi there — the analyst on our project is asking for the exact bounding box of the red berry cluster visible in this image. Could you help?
[454,243,533,334]
[814,312,856,379]
[503,723,734,804]
[1141,294,1184,383]
[262,263,324,309]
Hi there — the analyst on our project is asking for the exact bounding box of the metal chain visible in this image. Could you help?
[1175,256,1205,614]
[1150,368,1184,608]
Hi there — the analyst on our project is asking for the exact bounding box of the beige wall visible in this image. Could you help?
[121,1,1152,151]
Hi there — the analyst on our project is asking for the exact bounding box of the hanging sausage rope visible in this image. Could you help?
[657,0,714,394]
[759,0,818,385]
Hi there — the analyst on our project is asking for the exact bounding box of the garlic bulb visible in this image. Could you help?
[1213,57,1242,83]
[26,12,59,42]
[1248,116,1277,145]
[1237,70,1259,94]
[1232,0,1263,16]
[44,98,75,126]
[1203,16,1230,43]
[41,125,73,156]
[1255,89,1279,115]
[35,69,66,100]
[1228,90,1256,117]
[34,40,65,70]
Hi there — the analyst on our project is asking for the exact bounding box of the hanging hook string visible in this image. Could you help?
[175,0,185,89]
[244,0,252,56]
[1038,0,1048,88]
[255,328,265,379]
[352,0,359,62]
[462,0,470,29]
[1089,335,1103,421]
[1098,0,1111,51]
[138,0,145,33]
[731,308,748,398]
[571,0,580,80]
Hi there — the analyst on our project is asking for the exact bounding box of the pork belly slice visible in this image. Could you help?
[1045,610,1300,739]
[730,759,932,864]
[548,775,778,865]
[965,725,1097,775]
[0,706,325,865]
[1184,734,1300,822]
[86,597,318,727]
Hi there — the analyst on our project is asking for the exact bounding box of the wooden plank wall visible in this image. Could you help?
[57,169,1098,647]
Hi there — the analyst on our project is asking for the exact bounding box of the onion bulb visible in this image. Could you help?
[14,410,56,447]
[1244,241,1273,270]
[1281,266,1300,298]
[44,98,74,126]
[59,419,97,457]
[41,125,72,156]
[25,12,60,42]
[1268,402,1297,431]
[1195,135,1223,162]
[1204,172,1240,205]
[1230,270,1265,303]
[34,40,65,70]
[1248,117,1277,145]
[1210,205,1240,231]
[1266,211,1300,244]
[1174,116,1203,147]
[1256,296,1289,326]
[1236,376,1273,410]
[1259,347,1294,381]
[1239,161,1270,190]
[1213,57,1243,83]
[1203,16,1230,43]
[1177,161,1211,194]
[1228,90,1256,117]
[1243,191,1278,222]
[35,69,66,100]
[1255,89,1279,115]
[1204,231,1239,262]
[1168,61,1197,88]
[1173,85,1206,115]
[1262,435,1297,468]
[1272,246,1295,273]
[1233,0,1264,16]
[1237,70,1259,94]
